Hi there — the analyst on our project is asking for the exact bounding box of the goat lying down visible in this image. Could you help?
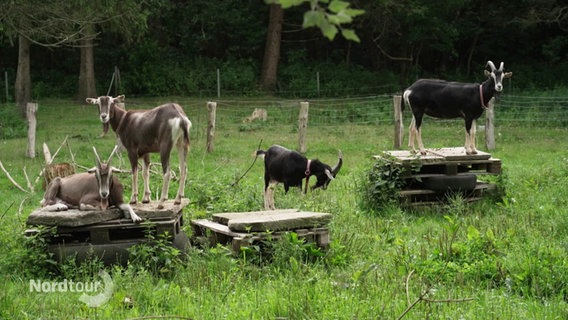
[403,60,512,155]
[41,146,142,223]
[256,145,343,210]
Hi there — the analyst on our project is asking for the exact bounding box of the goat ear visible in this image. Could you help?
[87,167,97,173]
[115,95,125,102]
[86,98,98,104]
[484,70,491,77]
[324,169,335,180]
[504,72,513,79]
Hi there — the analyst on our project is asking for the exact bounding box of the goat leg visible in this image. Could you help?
[141,155,152,203]
[119,203,143,223]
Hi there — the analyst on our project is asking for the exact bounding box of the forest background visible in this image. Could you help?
[1,0,567,106]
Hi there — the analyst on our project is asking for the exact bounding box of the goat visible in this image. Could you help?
[255,145,343,210]
[243,108,268,123]
[402,61,512,155]
[41,146,143,223]
[86,95,191,209]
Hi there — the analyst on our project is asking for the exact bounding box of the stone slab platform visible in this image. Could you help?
[379,147,493,164]
[191,209,333,252]
[27,199,189,227]
[211,209,332,232]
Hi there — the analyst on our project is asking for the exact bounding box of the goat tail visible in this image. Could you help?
[232,140,264,187]
[400,93,405,112]
[182,118,192,146]
[255,149,266,158]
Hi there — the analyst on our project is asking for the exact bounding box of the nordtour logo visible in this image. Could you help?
[29,270,114,307]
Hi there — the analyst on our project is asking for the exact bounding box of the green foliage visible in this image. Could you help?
[0,104,26,139]
[358,156,420,213]
[17,226,59,278]
[239,232,324,267]
[276,0,364,42]
[127,223,183,276]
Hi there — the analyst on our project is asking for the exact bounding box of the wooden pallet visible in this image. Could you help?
[25,200,190,265]
[375,148,502,205]
[191,209,331,252]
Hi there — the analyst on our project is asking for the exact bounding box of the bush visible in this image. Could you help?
[0,104,27,139]
[358,156,420,213]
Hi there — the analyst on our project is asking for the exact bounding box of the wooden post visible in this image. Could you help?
[114,66,121,95]
[26,102,38,158]
[485,97,495,151]
[4,72,8,102]
[216,69,221,98]
[206,101,217,153]
[393,95,403,149]
[298,101,309,153]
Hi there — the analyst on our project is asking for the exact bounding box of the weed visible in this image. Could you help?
[127,222,183,277]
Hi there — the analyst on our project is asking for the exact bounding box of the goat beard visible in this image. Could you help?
[100,198,109,211]
[100,122,109,138]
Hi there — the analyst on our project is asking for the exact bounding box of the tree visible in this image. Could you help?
[260,3,285,92]
[0,0,96,114]
[75,0,152,101]
[260,0,364,92]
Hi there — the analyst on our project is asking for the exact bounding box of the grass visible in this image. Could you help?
[0,97,567,319]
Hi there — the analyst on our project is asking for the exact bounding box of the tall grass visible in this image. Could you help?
[0,97,567,319]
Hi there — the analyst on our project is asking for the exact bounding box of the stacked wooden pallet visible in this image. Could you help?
[25,200,190,265]
[377,147,502,205]
[191,209,332,252]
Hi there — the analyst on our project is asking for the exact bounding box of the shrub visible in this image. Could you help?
[0,104,27,139]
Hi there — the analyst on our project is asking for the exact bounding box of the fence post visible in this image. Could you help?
[298,101,309,153]
[393,95,403,149]
[26,102,38,158]
[4,71,8,102]
[114,66,121,95]
[216,69,221,98]
[485,97,495,151]
[207,101,217,153]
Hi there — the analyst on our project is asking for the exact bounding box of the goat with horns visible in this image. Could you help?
[41,146,143,223]
[402,61,512,155]
[255,145,343,210]
[86,95,191,209]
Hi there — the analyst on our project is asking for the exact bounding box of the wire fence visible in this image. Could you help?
[158,93,568,134]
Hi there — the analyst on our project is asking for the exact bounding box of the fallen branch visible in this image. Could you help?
[24,166,33,193]
[397,270,474,320]
[33,136,70,187]
[0,161,30,194]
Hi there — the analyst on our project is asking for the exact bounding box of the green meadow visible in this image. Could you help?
[0,96,567,319]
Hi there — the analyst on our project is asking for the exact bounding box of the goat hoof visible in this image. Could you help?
[142,199,150,204]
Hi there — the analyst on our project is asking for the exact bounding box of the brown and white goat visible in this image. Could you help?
[41,146,143,223]
[86,95,191,209]
[403,61,513,155]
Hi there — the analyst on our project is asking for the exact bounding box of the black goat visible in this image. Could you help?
[402,61,512,155]
[256,145,343,210]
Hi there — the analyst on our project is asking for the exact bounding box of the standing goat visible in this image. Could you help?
[86,95,191,209]
[403,61,512,155]
[256,145,343,210]
[41,146,143,223]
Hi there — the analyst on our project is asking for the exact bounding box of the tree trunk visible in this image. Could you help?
[260,3,284,92]
[78,31,97,102]
[15,35,31,116]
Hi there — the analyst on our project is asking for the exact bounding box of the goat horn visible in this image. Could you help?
[331,150,343,175]
[486,61,496,72]
[499,62,504,71]
[107,145,119,163]
[92,146,102,166]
